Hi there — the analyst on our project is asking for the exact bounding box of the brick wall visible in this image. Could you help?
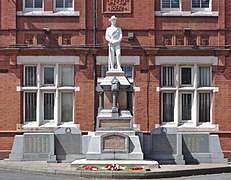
[1,0,231,160]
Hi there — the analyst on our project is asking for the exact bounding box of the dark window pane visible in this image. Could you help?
[192,0,201,8]
[182,94,192,120]
[162,0,171,8]
[61,93,73,122]
[199,67,211,87]
[61,66,74,86]
[25,92,37,122]
[162,0,179,8]
[35,0,42,8]
[181,68,191,85]
[25,0,33,8]
[56,0,63,8]
[25,66,37,86]
[122,66,133,78]
[65,0,73,8]
[201,0,209,8]
[44,93,54,120]
[44,67,54,85]
[199,93,211,122]
[102,66,107,77]
[192,0,209,8]
[163,66,174,86]
[171,0,179,8]
[163,93,174,122]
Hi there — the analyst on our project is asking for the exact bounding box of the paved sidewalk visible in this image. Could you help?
[0,160,231,179]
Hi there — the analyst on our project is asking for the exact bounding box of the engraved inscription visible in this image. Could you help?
[100,119,130,128]
[102,0,131,14]
[182,134,209,154]
[103,135,126,150]
[24,135,50,153]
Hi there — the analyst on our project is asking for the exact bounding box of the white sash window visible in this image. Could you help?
[23,63,75,127]
[160,60,214,126]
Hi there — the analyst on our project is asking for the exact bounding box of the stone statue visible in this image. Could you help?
[105,15,122,71]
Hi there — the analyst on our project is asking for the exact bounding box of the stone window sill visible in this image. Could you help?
[155,11,218,17]
[17,11,80,17]
[22,122,79,129]
[159,123,219,132]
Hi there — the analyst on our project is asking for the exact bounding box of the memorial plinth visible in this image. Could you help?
[85,70,143,160]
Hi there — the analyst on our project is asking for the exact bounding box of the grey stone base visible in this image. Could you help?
[85,131,143,160]
[146,154,185,165]
[8,135,24,161]
[8,133,56,162]
[56,154,86,163]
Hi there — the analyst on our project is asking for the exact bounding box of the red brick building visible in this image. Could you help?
[0,0,231,161]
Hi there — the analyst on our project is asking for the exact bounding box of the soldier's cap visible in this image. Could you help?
[109,15,117,21]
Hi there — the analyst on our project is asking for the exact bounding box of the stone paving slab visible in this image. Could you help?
[0,160,231,179]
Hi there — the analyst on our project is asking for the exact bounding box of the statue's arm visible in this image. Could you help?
[105,28,111,43]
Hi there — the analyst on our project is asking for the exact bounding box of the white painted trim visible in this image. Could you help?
[17,56,80,65]
[96,56,140,65]
[155,11,218,16]
[16,86,23,92]
[155,56,218,65]
[17,11,80,16]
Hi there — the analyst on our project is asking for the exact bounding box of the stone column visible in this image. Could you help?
[112,91,118,113]
[98,91,104,112]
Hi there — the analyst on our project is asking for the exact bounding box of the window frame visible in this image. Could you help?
[60,92,74,123]
[161,0,181,11]
[42,66,56,86]
[198,66,212,87]
[162,65,175,87]
[60,65,74,86]
[24,65,37,87]
[198,91,212,124]
[180,92,193,122]
[180,66,193,87]
[54,0,74,11]
[23,64,75,127]
[24,91,37,123]
[42,91,55,121]
[191,0,211,12]
[161,91,175,123]
[160,64,213,127]
[23,0,44,12]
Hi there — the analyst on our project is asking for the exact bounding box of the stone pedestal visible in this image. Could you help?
[8,133,56,162]
[86,131,143,160]
[86,70,143,160]
[55,127,84,162]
